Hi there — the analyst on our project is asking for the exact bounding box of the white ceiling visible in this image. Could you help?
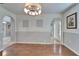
[0,3,74,14]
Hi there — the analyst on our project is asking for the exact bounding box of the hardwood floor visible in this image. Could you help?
[2,43,77,56]
[0,51,2,56]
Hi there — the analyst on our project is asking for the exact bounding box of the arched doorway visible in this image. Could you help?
[2,16,15,50]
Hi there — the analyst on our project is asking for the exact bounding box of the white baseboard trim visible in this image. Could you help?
[0,42,15,52]
[16,42,54,44]
[63,43,79,56]
[16,42,62,44]
[0,42,63,51]
[0,41,62,52]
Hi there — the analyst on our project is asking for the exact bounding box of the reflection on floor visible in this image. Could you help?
[2,43,77,56]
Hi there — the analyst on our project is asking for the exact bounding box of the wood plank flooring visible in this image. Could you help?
[2,43,77,56]
[0,51,2,56]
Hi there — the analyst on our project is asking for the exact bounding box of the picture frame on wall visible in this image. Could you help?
[66,12,77,29]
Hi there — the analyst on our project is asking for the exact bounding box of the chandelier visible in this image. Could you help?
[24,3,41,16]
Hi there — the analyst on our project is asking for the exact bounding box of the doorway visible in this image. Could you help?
[50,18,62,55]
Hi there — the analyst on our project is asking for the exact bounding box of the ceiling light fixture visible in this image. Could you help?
[24,3,41,16]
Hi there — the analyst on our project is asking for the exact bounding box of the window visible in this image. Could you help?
[36,20,43,27]
[23,20,29,27]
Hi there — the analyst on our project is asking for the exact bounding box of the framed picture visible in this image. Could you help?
[66,12,77,29]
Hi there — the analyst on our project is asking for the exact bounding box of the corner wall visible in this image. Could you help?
[63,4,79,55]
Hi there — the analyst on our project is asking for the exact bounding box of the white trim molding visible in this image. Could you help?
[0,42,15,52]
[16,42,53,44]
[63,43,79,56]
[15,41,62,44]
